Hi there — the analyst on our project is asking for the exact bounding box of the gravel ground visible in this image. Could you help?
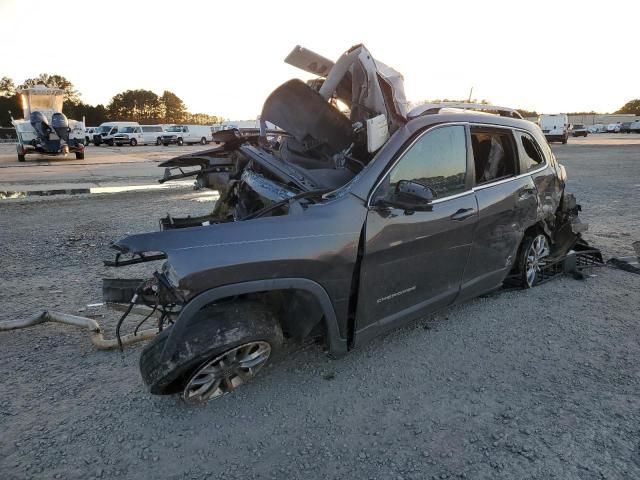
[0,139,639,480]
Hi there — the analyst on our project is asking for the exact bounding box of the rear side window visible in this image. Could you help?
[517,132,545,172]
[470,128,517,184]
[387,125,467,198]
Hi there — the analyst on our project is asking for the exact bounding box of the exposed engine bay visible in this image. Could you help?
[158,44,408,229]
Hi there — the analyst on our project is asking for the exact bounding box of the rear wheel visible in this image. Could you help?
[130,138,137,146]
[200,137,207,145]
[139,301,282,403]
[156,137,162,146]
[75,152,85,160]
[106,139,114,146]
[18,153,25,162]
[518,234,550,288]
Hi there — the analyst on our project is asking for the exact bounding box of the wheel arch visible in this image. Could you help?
[161,278,348,364]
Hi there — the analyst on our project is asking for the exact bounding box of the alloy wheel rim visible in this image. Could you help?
[182,341,271,404]
[525,235,549,286]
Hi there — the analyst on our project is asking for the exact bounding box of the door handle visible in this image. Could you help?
[450,208,475,221]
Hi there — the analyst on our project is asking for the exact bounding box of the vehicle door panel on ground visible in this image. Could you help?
[355,125,477,345]
[458,126,538,301]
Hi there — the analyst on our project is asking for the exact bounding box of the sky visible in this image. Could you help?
[1,0,638,119]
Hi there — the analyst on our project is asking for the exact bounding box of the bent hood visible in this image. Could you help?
[111,194,366,294]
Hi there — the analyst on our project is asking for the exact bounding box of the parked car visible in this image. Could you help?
[606,123,621,133]
[160,125,213,146]
[84,127,98,145]
[571,124,588,137]
[114,125,165,146]
[97,44,590,404]
[93,121,139,146]
[588,124,605,134]
[619,122,632,134]
[630,120,640,133]
[538,114,569,143]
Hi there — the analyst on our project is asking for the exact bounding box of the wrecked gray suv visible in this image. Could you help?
[104,45,590,404]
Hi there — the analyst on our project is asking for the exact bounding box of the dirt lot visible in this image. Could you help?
[0,142,205,192]
[0,135,639,480]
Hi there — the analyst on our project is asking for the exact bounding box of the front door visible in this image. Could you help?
[355,125,477,345]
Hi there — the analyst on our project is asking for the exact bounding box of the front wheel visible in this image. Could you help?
[75,151,85,160]
[130,138,137,146]
[139,301,282,403]
[200,137,207,145]
[177,137,184,146]
[156,137,162,146]
[18,153,25,162]
[518,234,550,288]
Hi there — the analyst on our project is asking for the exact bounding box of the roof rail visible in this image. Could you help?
[408,102,523,120]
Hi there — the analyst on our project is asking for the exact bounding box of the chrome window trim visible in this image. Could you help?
[367,122,550,207]
[466,124,548,191]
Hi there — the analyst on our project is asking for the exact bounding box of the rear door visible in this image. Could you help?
[458,125,538,301]
[355,124,478,344]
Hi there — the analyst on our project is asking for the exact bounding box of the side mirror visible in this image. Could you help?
[396,179,435,204]
[375,180,435,213]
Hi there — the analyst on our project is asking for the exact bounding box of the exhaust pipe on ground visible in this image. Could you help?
[0,310,157,350]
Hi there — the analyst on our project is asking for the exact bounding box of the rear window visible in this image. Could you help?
[517,132,546,172]
[470,128,518,184]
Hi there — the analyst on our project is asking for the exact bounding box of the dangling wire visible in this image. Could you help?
[134,297,159,336]
[115,283,143,351]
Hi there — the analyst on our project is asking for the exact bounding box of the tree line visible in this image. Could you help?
[2,73,639,128]
[0,74,223,127]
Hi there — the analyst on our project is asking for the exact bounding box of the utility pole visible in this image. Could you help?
[467,87,474,103]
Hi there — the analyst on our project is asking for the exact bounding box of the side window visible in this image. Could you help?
[380,125,467,200]
[470,128,517,184]
[518,132,546,172]
[135,127,141,133]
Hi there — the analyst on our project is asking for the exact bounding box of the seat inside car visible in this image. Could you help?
[471,132,514,183]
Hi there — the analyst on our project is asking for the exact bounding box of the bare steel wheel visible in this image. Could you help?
[182,341,272,404]
[523,234,550,288]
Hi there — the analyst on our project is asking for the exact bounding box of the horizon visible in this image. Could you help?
[1,0,638,119]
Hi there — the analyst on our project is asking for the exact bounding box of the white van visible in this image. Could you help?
[160,125,213,146]
[93,121,139,146]
[538,114,569,144]
[113,125,165,146]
